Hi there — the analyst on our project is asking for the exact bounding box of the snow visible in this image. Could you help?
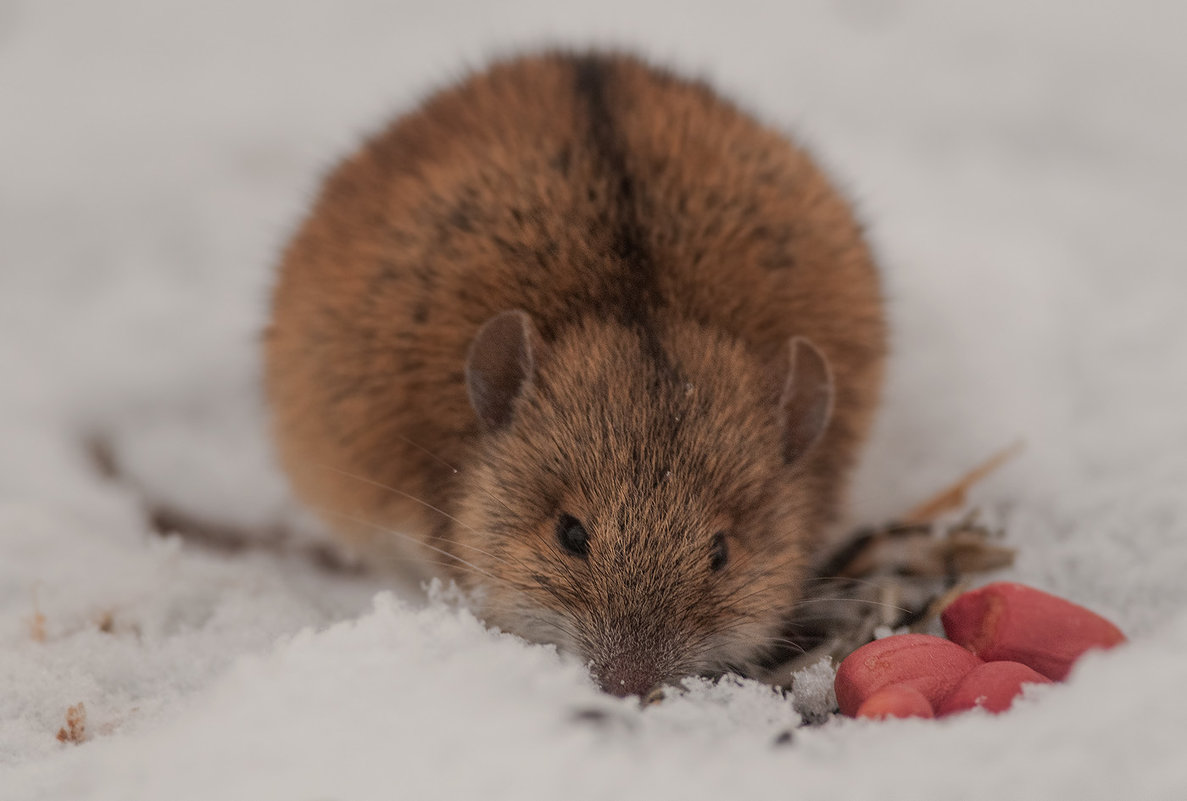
[2,0,1186,798]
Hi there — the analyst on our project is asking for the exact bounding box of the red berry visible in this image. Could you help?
[936,660,1053,716]
[856,685,935,720]
[835,633,983,716]
[941,582,1126,681]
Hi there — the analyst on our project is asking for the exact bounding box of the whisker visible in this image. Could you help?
[389,431,462,475]
[310,462,486,535]
[311,502,523,569]
[314,506,511,587]
[305,457,524,545]
[749,635,809,654]
[801,574,903,590]
[359,433,521,522]
[790,596,911,615]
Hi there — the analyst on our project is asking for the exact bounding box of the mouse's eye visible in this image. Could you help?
[556,514,590,559]
[709,532,729,572]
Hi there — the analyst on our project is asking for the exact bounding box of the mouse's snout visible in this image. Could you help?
[591,657,662,698]
[587,627,684,698]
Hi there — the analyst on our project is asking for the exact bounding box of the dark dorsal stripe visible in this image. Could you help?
[570,54,678,387]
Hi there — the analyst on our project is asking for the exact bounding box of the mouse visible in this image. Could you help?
[264,50,887,697]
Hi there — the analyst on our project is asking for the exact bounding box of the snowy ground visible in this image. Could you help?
[2,1,1186,799]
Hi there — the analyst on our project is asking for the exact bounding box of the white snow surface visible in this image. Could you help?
[2,1,1186,799]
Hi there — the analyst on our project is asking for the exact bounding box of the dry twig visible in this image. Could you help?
[757,443,1023,687]
[900,441,1024,524]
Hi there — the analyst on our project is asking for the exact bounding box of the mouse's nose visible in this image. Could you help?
[593,660,660,698]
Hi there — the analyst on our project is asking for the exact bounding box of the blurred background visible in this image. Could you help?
[3,1,1187,792]
[2,0,1185,615]
[2,0,1187,576]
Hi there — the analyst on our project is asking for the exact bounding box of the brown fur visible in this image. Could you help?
[265,51,886,695]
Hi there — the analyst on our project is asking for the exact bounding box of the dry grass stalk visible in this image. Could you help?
[900,440,1024,525]
[757,443,1023,687]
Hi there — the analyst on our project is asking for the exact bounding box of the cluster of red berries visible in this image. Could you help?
[835,582,1127,720]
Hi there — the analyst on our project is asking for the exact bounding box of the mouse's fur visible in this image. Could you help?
[265,51,886,695]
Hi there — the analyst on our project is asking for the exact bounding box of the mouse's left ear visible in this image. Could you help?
[466,309,542,431]
[779,337,835,466]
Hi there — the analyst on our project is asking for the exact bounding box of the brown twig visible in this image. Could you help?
[759,442,1024,686]
[900,440,1025,525]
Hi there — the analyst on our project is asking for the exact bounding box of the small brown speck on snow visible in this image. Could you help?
[29,588,46,642]
[56,703,88,744]
[30,610,46,643]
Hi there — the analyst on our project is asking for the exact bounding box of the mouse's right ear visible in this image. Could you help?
[465,310,541,431]
[779,337,835,466]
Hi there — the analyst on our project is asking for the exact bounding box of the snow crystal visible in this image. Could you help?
[791,658,838,725]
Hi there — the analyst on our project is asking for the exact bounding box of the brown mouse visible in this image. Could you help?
[264,50,886,697]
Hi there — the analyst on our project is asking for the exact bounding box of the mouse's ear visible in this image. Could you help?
[466,310,541,431]
[779,337,835,466]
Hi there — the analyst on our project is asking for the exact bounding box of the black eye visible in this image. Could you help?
[709,532,729,572]
[556,514,590,558]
